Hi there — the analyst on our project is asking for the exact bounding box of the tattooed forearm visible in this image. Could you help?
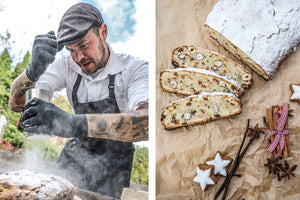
[9,71,35,112]
[86,107,148,142]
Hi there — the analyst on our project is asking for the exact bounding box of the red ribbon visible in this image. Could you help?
[268,103,289,158]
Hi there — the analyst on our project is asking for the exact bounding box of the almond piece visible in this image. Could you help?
[213,104,219,113]
[242,74,251,81]
[196,53,204,61]
[178,53,186,60]
[214,60,223,67]
[219,81,226,87]
[182,112,191,120]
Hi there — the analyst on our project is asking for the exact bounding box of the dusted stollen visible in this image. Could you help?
[205,0,300,80]
[156,0,300,199]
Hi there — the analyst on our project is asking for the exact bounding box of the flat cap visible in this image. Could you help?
[57,3,104,51]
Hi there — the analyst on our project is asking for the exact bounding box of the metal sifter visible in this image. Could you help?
[24,88,51,140]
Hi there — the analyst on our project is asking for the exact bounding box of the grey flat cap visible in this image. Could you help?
[57,3,104,51]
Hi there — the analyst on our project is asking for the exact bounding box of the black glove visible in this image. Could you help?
[26,31,57,82]
[20,98,88,138]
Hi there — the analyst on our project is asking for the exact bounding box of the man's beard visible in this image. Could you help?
[95,40,108,71]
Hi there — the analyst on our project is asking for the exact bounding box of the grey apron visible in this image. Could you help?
[56,74,135,198]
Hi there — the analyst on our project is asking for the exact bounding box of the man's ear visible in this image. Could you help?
[100,24,108,41]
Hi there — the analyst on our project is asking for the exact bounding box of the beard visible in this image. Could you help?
[95,40,108,71]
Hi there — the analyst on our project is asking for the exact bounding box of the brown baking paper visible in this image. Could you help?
[156,0,300,199]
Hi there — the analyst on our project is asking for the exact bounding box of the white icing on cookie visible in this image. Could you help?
[206,152,231,176]
[291,84,300,100]
[193,167,215,191]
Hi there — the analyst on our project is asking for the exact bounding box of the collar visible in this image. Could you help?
[68,44,127,81]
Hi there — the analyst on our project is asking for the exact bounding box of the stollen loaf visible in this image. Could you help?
[0,170,77,200]
[160,68,243,97]
[171,45,251,89]
[161,92,242,130]
[205,0,300,80]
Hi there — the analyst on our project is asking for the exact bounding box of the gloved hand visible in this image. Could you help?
[20,98,88,138]
[26,31,57,82]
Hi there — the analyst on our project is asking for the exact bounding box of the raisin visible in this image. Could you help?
[172,61,179,68]
[214,114,221,118]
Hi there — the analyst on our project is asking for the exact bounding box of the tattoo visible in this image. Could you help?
[113,116,129,133]
[9,71,35,112]
[86,107,149,142]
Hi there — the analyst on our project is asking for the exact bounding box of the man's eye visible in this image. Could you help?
[80,43,88,49]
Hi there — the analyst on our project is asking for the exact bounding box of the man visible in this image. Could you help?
[9,3,148,198]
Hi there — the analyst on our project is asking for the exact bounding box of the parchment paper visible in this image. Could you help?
[156,0,300,199]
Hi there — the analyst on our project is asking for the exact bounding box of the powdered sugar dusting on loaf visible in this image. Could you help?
[0,170,75,198]
[205,0,300,78]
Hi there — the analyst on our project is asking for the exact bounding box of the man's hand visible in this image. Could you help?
[20,98,88,138]
[26,31,57,82]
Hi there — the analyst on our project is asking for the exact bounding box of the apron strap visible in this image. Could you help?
[72,74,82,106]
[108,75,116,99]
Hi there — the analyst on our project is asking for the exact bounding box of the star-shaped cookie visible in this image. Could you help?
[290,83,300,104]
[193,164,216,191]
[206,151,233,176]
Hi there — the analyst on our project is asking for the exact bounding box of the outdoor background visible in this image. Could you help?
[0,0,155,189]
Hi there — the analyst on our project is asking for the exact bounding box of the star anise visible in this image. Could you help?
[280,160,297,180]
[247,123,262,138]
[264,158,282,177]
[288,109,294,117]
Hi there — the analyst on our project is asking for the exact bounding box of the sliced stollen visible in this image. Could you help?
[171,45,251,89]
[160,68,243,97]
[161,92,242,130]
[205,0,300,80]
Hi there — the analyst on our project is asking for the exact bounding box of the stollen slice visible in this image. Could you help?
[161,92,242,130]
[160,68,243,97]
[171,45,251,89]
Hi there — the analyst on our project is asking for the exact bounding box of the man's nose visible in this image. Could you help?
[74,50,85,63]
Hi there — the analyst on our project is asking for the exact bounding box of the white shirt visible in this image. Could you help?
[36,45,148,112]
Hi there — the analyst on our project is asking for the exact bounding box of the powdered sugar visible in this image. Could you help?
[193,166,215,191]
[0,170,75,199]
[206,0,300,79]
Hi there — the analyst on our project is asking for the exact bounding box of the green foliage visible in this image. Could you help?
[131,145,149,186]
[13,51,30,79]
[2,123,24,148]
[0,31,11,51]
[0,49,13,107]
[0,32,30,149]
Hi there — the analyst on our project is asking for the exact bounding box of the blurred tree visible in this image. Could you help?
[51,92,73,114]
[131,145,149,186]
[0,32,29,148]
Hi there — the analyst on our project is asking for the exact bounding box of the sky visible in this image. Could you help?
[0,0,154,63]
[0,0,155,148]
